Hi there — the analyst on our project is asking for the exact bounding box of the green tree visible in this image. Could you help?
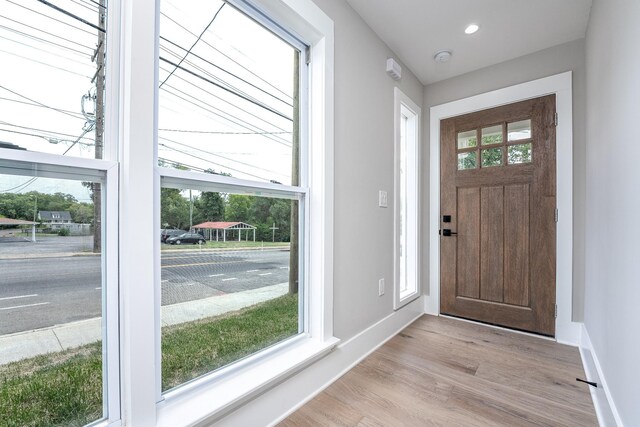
[194,192,224,224]
[161,188,190,229]
[224,195,251,222]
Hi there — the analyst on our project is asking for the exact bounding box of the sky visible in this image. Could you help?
[0,0,297,202]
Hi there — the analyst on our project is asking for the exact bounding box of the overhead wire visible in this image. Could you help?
[160,36,293,108]
[6,0,97,37]
[0,96,86,120]
[159,135,284,176]
[0,121,95,142]
[0,177,39,193]
[161,83,291,147]
[158,143,271,181]
[0,85,87,120]
[158,62,292,136]
[0,48,93,79]
[159,42,282,115]
[36,0,105,33]
[160,11,292,102]
[0,24,93,58]
[0,15,95,51]
[159,128,290,135]
[159,3,225,89]
[159,56,292,121]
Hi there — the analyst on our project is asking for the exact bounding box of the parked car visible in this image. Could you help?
[161,229,185,243]
[166,232,206,245]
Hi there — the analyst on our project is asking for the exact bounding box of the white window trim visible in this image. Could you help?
[427,71,581,345]
[393,88,421,310]
[118,0,335,425]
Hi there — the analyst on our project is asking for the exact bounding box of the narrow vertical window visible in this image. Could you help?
[394,88,421,309]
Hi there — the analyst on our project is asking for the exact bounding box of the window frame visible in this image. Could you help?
[110,0,335,423]
[393,87,421,310]
[0,149,121,427]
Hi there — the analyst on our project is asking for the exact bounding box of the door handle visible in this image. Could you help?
[440,229,457,236]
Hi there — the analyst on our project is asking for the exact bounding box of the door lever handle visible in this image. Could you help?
[441,229,457,236]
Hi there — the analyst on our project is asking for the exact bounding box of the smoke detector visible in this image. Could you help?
[434,50,452,63]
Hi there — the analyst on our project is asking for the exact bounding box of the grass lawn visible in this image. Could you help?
[161,240,290,250]
[0,294,298,426]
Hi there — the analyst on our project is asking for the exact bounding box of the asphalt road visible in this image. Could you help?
[0,249,291,335]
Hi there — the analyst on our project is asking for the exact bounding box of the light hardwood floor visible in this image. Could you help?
[280,315,597,426]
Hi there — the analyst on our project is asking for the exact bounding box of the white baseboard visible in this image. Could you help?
[579,323,623,426]
[208,296,425,427]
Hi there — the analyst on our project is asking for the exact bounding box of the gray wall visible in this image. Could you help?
[422,39,587,321]
[311,0,424,340]
[584,0,640,424]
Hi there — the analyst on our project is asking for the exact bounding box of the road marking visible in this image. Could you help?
[0,294,38,301]
[209,274,225,277]
[246,269,259,272]
[258,272,272,276]
[0,302,50,311]
[163,260,245,269]
[221,278,237,282]
[161,279,169,283]
[279,267,289,269]
[95,287,102,290]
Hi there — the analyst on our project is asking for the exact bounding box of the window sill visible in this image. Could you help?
[156,335,340,427]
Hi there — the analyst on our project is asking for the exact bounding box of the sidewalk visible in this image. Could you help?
[0,282,288,365]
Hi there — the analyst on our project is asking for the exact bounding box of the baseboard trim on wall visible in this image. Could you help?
[208,297,425,427]
[579,323,623,426]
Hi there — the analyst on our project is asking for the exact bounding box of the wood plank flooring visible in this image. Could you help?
[280,315,597,427]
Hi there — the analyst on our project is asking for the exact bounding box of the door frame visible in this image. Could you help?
[427,71,581,345]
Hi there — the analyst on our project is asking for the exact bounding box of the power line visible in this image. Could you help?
[0,15,95,51]
[159,128,290,135]
[0,24,92,58]
[0,121,95,142]
[0,48,92,79]
[159,62,292,136]
[0,85,86,120]
[6,0,96,37]
[160,11,292,102]
[161,84,291,147]
[160,36,293,108]
[158,143,271,182]
[159,56,292,122]
[0,177,39,193]
[159,3,225,89]
[0,127,91,147]
[69,0,98,13]
[36,0,105,33]
[159,135,284,176]
[0,97,85,120]
[159,43,278,114]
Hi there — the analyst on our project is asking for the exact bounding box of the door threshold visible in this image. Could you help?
[439,314,556,342]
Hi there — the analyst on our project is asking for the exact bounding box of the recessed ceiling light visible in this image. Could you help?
[465,24,479,35]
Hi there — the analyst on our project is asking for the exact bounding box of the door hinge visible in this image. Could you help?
[305,46,311,65]
[555,304,558,319]
[554,112,558,127]
[554,208,558,223]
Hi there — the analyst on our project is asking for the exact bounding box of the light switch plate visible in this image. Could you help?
[378,190,388,208]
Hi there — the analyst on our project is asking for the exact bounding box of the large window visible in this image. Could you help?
[157,0,307,394]
[394,88,421,309]
[0,1,118,426]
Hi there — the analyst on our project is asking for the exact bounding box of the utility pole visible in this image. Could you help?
[189,189,193,231]
[289,51,300,294]
[92,0,106,253]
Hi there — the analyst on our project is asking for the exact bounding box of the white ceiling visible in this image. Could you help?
[345,0,592,85]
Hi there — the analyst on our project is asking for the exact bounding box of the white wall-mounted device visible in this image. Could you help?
[386,58,402,80]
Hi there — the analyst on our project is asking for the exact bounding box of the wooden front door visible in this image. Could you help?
[440,95,556,336]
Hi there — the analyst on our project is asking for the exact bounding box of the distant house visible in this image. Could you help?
[38,211,72,225]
